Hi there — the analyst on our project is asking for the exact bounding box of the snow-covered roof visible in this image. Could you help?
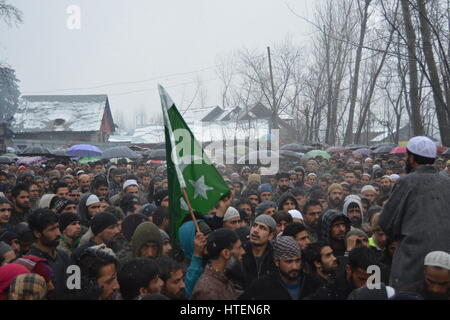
[12,95,109,133]
[132,119,270,144]
[178,106,223,123]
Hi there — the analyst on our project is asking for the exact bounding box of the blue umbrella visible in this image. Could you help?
[67,144,103,158]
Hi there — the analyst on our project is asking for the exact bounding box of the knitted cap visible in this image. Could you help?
[223,207,240,222]
[58,212,81,232]
[273,236,302,259]
[328,183,343,194]
[91,212,118,236]
[254,214,276,232]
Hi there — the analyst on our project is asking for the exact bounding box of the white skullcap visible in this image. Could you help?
[288,210,303,221]
[373,164,381,171]
[361,185,376,193]
[86,194,101,207]
[364,158,373,162]
[407,136,437,158]
[123,179,139,190]
[390,174,400,180]
[223,206,240,221]
[424,251,450,270]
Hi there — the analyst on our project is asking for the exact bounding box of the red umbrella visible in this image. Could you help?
[437,146,448,153]
[390,146,407,154]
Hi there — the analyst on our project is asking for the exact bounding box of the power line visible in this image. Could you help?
[22,66,217,94]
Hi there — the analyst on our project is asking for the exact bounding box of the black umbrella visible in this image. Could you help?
[345,144,369,150]
[102,146,141,159]
[372,145,396,154]
[370,143,397,151]
[144,149,167,160]
[0,156,14,164]
[280,143,314,152]
[20,146,52,157]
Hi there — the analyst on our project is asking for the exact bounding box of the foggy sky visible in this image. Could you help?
[0,0,316,131]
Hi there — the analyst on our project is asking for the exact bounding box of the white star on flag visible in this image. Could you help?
[189,176,213,199]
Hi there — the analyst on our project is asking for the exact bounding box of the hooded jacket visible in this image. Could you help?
[276,192,299,211]
[131,222,163,258]
[342,196,365,224]
[320,210,351,257]
[78,193,94,228]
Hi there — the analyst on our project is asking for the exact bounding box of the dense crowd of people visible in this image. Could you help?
[0,135,449,300]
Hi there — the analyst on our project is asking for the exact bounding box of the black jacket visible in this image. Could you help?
[319,210,351,257]
[27,245,70,299]
[305,269,355,300]
[242,240,277,289]
[240,271,308,300]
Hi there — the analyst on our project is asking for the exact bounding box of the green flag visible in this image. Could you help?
[159,85,230,243]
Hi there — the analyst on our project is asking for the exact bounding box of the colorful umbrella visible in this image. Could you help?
[67,144,103,158]
[16,156,44,165]
[78,157,101,164]
[306,150,331,160]
[437,146,448,153]
[389,146,407,154]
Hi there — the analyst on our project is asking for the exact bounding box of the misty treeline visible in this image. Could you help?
[214,0,449,146]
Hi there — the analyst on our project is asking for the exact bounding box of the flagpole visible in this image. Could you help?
[181,188,201,234]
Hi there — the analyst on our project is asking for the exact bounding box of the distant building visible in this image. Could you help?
[12,95,115,143]
[129,103,298,145]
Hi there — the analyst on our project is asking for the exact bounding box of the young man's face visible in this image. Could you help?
[347,206,362,225]
[319,246,338,272]
[87,203,102,217]
[250,222,272,246]
[295,195,307,208]
[61,203,78,215]
[239,204,252,218]
[307,175,317,185]
[28,184,40,201]
[330,220,347,240]
[282,199,296,212]
[162,240,172,256]
[278,178,290,190]
[14,190,31,210]
[125,186,139,197]
[294,230,311,250]
[230,239,245,262]
[247,194,259,207]
[262,207,276,216]
[94,186,109,198]
[37,222,61,248]
[260,192,272,201]
[276,220,289,235]
[99,224,120,244]
[98,263,120,300]
[345,173,356,185]
[163,269,185,299]
[223,217,241,231]
[346,266,371,289]
[146,275,164,295]
[64,221,81,239]
[371,226,387,249]
[304,205,321,228]
[360,175,370,185]
[140,242,159,258]
[78,175,91,191]
[69,189,80,203]
[0,203,12,223]
[275,256,302,282]
[56,187,70,199]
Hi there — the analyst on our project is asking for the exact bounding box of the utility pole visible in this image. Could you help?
[267,47,278,133]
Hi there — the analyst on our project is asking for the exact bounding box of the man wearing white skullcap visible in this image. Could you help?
[399,251,450,300]
[379,136,450,290]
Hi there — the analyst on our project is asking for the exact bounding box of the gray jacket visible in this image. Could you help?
[378,165,450,289]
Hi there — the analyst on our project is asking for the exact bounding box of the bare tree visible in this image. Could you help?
[0,0,22,27]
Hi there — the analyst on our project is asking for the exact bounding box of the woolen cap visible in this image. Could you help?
[86,194,100,207]
[59,212,81,232]
[273,236,302,259]
[424,251,450,270]
[91,212,118,236]
[254,214,276,232]
[123,179,139,190]
[407,136,437,158]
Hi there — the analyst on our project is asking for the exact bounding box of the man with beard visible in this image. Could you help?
[307,246,380,300]
[240,236,305,300]
[302,200,322,242]
[320,209,351,257]
[379,175,392,196]
[302,242,339,298]
[242,214,277,289]
[191,228,245,300]
[27,209,70,299]
[399,251,449,300]
[343,196,364,228]
[154,256,186,300]
[78,173,92,194]
[272,172,291,203]
[71,211,121,264]
[9,184,32,226]
[327,183,344,210]
[379,136,450,290]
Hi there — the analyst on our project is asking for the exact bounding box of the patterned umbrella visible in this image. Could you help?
[102,146,140,159]
[67,144,103,158]
[306,150,331,160]
[390,146,407,154]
